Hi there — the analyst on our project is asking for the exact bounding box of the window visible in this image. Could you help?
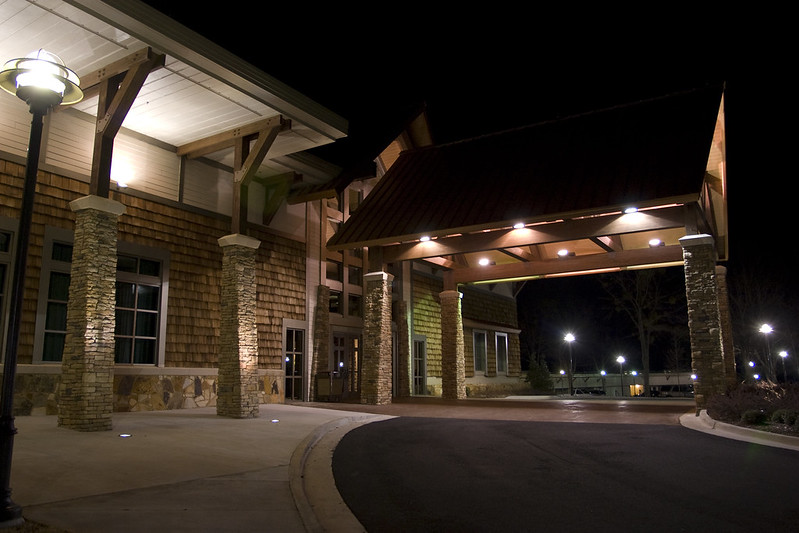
[41,241,73,362]
[34,230,169,365]
[347,264,362,286]
[329,290,342,314]
[474,330,487,374]
[115,255,162,365]
[413,336,427,395]
[325,186,364,320]
[347,294,362,317]
[496,332,508,375]
[326,260,343,283]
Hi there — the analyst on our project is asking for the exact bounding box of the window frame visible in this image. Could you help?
[496,332,509,375]
[473,329,488,375]
[0,217,17,362]
[33,229,170,366]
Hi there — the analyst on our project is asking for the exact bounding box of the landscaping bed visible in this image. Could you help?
[707,382,799,437]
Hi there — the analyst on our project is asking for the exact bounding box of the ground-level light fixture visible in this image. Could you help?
[0,49,83,527]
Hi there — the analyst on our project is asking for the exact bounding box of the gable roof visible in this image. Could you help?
[329,83,725,252]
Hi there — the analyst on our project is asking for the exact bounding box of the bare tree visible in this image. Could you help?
[599,268,686,396]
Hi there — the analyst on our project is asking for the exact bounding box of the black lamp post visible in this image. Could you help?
[0,49,82,526]
[564,333,575,396]
[616,355,626,397]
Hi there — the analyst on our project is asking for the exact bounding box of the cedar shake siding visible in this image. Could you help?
[2,159,306,413]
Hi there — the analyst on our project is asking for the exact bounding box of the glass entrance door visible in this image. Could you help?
[332,332,362,398]
[285,329,304,400]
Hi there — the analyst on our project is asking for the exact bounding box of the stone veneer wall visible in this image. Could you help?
[58,197,125,431]
[680,234,726,410]
[1,159,305,413]
[361,272,393,404]
[217,236,260,418]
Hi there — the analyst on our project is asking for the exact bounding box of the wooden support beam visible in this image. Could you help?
[451,245,685,285]
[177,116,290,159]
[80,48,165,97]
[88,49,166,197]
[379,205,689,263]
[229,122,285,234]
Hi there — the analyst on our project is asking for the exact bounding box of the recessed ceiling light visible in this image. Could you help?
[420,235,430,242]
[624,207,638,214]
[478,257,490,266]
[513,222,525,229]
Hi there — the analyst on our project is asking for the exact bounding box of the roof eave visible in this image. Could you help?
[66,0,348,141]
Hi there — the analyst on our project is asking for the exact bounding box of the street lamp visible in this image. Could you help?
[759,323,774,381]
[616,356,626,397]
[564,333,575,396]
[779,351,788,383]
[0,49,83,526]
[600,370,606,395]
[631,370,638,396]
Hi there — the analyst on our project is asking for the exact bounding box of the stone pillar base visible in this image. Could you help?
[361,271,393,405]
[440,290,466,400]
[217,234,261,418]
[680,234,725,410]
[58,195,125,431]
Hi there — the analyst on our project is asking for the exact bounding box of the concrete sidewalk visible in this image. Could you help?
[8,404,386,532]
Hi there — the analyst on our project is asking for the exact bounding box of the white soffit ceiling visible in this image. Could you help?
[0,0,347,166]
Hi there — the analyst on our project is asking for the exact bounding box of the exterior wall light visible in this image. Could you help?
[0,49,83,527]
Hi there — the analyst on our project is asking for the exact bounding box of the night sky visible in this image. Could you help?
[144,5,795,361]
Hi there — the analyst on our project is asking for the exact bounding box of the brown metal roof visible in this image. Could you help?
[328,84,724,250]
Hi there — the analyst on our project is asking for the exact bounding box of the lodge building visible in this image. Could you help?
[1,1,729,431]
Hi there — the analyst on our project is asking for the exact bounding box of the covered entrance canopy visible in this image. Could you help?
[328,84,727,288]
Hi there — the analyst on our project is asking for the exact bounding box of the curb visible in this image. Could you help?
[680,409,799,452]
[289,414,395,532]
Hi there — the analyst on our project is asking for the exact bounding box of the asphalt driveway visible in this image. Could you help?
[332,416,799,532]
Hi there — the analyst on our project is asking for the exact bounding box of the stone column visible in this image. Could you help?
[58,195,125,431]
[396,300,412,398]
[217,234,261,418]
[362,271,393,405]
[440,290,466,400]
[311,284,330,401]
[680,234,725,410]
[716,265,737,389]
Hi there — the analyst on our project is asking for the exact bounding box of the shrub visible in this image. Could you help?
[771,409,799,425]
[741,409,768,425]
